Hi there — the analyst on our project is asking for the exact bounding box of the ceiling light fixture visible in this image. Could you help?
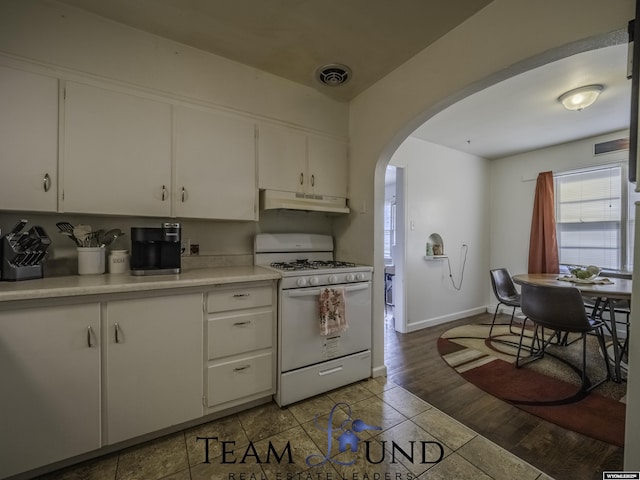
[558,84,604,111]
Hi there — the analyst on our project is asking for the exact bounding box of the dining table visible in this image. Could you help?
[512,272,631,382]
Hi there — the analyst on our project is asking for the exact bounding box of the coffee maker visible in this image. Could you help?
[130,223,181,276]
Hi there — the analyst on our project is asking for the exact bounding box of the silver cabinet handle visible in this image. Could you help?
[311,174,315,187]
[233,365,251,372]
[181,186,186,203]
[114,322,121,343]
[319,365,343,376]
[232,293,250,298]
[43,173,51,192]
[87,325,94,348]
[233,321,251,326]
[299,172,304,185]
[161,185,167,201]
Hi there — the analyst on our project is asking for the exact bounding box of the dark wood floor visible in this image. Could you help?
[384,311,624,480]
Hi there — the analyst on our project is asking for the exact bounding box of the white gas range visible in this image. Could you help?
[254,233,373,406]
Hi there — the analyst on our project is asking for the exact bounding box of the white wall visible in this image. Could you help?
[489,129,629,281]
[391,137,489,331]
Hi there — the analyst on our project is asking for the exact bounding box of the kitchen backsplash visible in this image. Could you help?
[0,210,333,277]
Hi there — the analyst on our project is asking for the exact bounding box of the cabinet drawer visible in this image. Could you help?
[207,352,273,406]
[207,284,272,313]
[208,309,273,360]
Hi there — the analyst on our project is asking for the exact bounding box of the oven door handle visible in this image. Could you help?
[286,283,370,297]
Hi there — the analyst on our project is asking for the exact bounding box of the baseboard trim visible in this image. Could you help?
[405,306,487,333]
[372,364,387,378]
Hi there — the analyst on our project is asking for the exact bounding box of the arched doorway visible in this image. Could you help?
[370,29,635,469]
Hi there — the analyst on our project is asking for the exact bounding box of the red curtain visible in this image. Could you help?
[528,171,559,274]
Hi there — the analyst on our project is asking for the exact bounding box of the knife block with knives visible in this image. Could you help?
[1,220,51,281]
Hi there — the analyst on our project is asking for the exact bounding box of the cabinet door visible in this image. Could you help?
[0,65,58,212]
[307,135,348,198]
[257,123,307,193]
[0,303,101,479]
[62,81,172,216]
[174,106,257,220]
[104,293,203,444]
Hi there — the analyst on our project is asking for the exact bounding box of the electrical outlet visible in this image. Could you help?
[190,243,200,256]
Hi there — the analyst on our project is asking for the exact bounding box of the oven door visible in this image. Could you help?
[280,282,372,372]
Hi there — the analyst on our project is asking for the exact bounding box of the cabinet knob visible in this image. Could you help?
[310,174,315,187]
[114,322,121,343]
[43,173,52,193]
[181,186,187,203]
[161,185,167,201]
[299,172,304,185]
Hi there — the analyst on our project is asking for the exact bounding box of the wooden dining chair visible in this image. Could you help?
[489,268,521,336]
[516,282,612,392]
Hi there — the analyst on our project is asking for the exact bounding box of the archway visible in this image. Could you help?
[371,28,633,466]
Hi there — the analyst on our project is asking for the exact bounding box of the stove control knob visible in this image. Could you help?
[309,276,320,286]
[296,277,308,287]
[356,273,367,281]
[346,273,356,282]
[328,275,338,284]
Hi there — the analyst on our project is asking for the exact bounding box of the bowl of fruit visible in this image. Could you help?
[569,265,601,281]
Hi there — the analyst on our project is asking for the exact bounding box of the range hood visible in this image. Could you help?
[260,189,350,214]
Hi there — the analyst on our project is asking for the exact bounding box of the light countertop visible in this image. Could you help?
[0,266,280,303]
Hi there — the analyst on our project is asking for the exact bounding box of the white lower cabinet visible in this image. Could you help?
[0,281,276,478]
[104,293,204,444]
[0,303,101,479]
[205,282,276,411]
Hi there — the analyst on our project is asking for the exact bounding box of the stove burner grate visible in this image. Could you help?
[269,260,357,271]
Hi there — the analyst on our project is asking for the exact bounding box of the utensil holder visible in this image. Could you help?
[77,247,105,275]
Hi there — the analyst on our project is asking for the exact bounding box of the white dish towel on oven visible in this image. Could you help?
[319,287,348,335]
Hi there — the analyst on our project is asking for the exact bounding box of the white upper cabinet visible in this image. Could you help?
[257,122,348,198]
[174,105,257,220]
[307,134,348,198]
[257,123,307,193]
[62,81,172,216]
[0,65,58,212]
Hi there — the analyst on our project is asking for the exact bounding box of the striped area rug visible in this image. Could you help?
[437,322,626,447]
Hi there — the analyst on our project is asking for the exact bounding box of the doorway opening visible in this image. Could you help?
[383,165,406,333]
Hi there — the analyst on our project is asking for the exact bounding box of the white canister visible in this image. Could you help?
[77,247,106,275]
[108,250,129,274]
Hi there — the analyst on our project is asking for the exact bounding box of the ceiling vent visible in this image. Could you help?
[594,138,629,156]
[316,64,352,86]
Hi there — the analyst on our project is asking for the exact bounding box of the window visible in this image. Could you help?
[383,200,395,260]
[555,164,638,271]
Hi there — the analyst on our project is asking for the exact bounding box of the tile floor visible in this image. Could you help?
[40,378,554,480]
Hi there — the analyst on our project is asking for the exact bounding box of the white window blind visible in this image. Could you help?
[555,166,622,269]
[383,201,395,259]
